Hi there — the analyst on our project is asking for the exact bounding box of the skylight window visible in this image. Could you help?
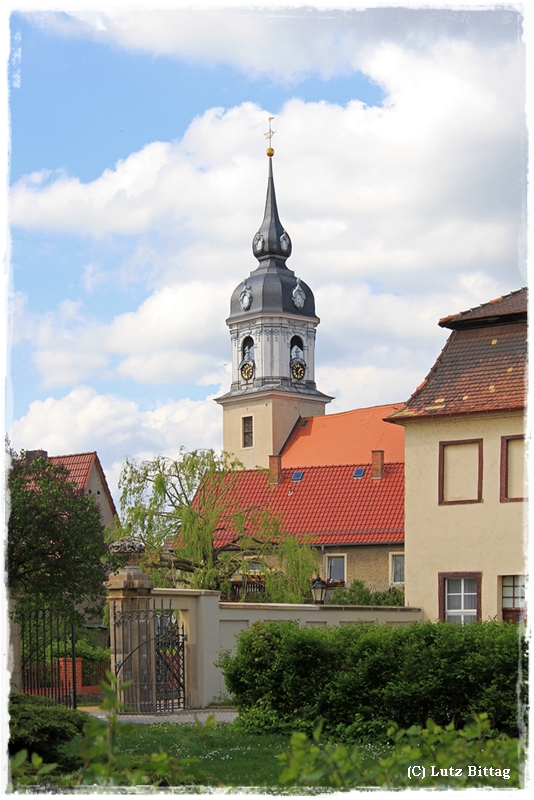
[291,471,304,482]
[353,468,365,479]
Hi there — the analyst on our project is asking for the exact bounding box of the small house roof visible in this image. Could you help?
[281,404,405,466]
[213,462,404,548]
[390,290,527,421]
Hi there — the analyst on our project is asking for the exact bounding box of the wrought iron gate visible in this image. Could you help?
[111,597,187,713]
[19,607,78,708]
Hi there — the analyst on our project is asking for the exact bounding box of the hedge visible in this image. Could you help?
[9,693,89,770]
[217,620,526,739]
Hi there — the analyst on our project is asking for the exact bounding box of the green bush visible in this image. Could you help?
[9,693,89,770]
[330,579,404,606]
[278,714,524,788]
[218,620,526,739]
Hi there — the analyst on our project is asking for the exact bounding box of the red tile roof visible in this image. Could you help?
[49,452,96,489]
[390,294,527,420]
[439,287,527,329]
[213,463,404,547]
[280,404,405,467]
[49,452,118,518]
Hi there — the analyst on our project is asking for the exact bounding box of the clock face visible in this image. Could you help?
[240,362,254,381]
[291,362,306,381]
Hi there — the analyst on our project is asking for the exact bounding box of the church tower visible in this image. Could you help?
[216,131,332,468]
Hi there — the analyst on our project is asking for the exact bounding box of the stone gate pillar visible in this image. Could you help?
[107,547,156,713]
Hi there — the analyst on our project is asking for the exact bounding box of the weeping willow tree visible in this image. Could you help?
[118,448,317,600]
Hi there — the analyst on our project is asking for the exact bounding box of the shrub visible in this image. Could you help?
[278,714,524,789]
[330,579,404,606]
[9,693,89,770]
[218,620,526,739]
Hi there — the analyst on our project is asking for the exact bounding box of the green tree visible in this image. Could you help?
[7,452,116,615]
[119,448,317,598]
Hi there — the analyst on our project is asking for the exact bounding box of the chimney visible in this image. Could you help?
[25,449,48,463]
[371,450,384,479]
[269,454,282,484]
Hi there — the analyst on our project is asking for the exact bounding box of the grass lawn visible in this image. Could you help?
[115,722,292,786]
[112,721,392,787]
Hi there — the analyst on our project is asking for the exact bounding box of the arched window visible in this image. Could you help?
[242,336,254,362]
[290,335,304,362]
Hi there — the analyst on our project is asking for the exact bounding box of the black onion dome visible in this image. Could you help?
[251,157,292,267]
[228,155,316,322]
[229,271,316,320]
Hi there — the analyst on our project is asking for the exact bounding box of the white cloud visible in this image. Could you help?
[9,385,224,503]
[28,282,232,389]
[29,8,522,82]
[8,10,526,470]
[10,40,524,292]
[82,262,107,293]
[10,33,525,404]
[319,363,425,413]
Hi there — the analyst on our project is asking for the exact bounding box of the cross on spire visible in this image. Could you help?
[264,117,275,157]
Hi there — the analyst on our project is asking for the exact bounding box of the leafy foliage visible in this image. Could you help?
[7,452,118,615]
[119,448,316,599]
[9,676,208,789]
[218,619,527,739]
[8,693,89,771]
[278,714,524,788]
[330,578,404,606]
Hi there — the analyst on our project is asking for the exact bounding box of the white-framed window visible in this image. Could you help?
[390,553,405,585]
[327,554,346,583]
[445,577,478,624]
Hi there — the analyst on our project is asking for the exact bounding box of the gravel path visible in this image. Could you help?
[87,708,238,725]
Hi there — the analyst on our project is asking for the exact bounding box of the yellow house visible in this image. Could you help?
[389,288,527,623]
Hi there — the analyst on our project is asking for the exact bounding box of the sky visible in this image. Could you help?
[4,1,528,505]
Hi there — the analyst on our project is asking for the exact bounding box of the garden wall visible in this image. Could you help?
[149,586,422,707]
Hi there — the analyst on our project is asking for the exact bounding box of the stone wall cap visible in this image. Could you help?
[152,588,221,597]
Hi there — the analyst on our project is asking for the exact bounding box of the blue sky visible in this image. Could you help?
[6,3,527,499]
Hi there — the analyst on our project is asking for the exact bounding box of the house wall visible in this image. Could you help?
[86,464,115,527]
[315,544,404,589]
[222,393,327,469]
[403,411,526,621]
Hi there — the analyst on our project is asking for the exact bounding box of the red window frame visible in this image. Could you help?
[500,435,525,503]
[438,439,483,505]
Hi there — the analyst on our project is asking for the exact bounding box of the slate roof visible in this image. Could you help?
[281,404,405,467]
[213,463,404,548]
[49,451,118,518]
[390,290,527,421]
[438,287,527,329]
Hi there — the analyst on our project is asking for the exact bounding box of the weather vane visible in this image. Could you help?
[265,116,275,157]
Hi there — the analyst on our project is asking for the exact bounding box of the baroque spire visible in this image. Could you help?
[251,118,292,268]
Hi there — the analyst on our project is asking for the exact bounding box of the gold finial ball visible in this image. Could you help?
[266,147,275,157]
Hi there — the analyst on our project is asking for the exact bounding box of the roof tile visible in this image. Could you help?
[281,403,404,466]
[390,321,526,420]
[213,463,404,547]
[49,452,96,490]
[439,287,527,328]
